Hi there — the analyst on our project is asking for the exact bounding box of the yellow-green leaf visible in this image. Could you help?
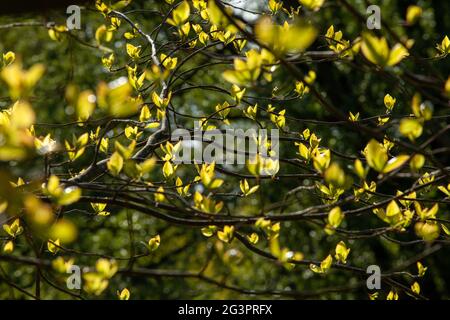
[328,207,344,228]
[399,118,423,141]
[107,152,124,176]
[382,155,409,173]
[148,235,161,251]
[365,139,387,172]
[117,288,130,300]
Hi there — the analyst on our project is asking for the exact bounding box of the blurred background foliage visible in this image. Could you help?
[0,0,449,299]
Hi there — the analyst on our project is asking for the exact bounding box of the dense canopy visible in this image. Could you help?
[0,0,449,300]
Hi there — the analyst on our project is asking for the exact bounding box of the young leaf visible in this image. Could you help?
[107,152,124,176]
[382,155,409,173]
[148,235,161,251]
[117,288,131,300]
[365,139,388,172]
[335,241,350,264]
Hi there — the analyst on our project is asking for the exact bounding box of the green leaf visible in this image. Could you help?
[361,33,408,67]
[209,179,224,189]
[57,187,81,205]
[309,263,322,273]
[410,154,425,171]
[399,118,423,141]
[46,175,61,197]
[115,140,136,159]
[2,51,15,66]
[328,207,344,228]
[365,139,387,172]
[148,235,161,251]
[324,163,346,187]
[437,185,450,197]
[415,221,440,242]
[406,5,422,25]
[386,200,400,217]
[255,17,318,54]
[95,25,113,44]
[126,43,141,59]
[299,0,324,11]
[320,254,333,271]
[162,161,174,178]
[217,225,234,243]
[201,226,217,237]
[107,152,124,176]
[417,262,427,277]
[312,148,330,173]
[387,43,409,66]
[167,1,190,26]
[384,94,396,111]
[361,33,390,66]
[354,159,367,179]
[382,155,409,173]
[411,282,420,295]
[335,241,350,264]
[76,90,96,121]
[298,143,310,160]
[441,224,450,236]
